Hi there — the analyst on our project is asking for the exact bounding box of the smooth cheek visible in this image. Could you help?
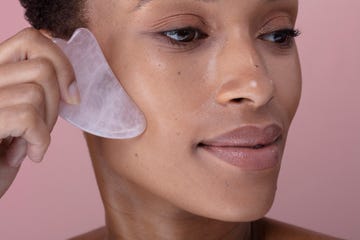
[107,36,217,141]
[269,50,302,127]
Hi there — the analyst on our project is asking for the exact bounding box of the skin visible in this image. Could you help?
[0,0,341,239]
[0,28,79,195]
[83,0,302,239]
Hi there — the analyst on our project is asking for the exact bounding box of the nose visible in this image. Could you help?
[215,37,275,108]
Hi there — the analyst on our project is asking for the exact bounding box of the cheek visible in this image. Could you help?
[269,53,302,124]
[111,45,216,141]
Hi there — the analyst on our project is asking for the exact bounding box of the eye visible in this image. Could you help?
[161,27,208,46]
[259,29,300,48]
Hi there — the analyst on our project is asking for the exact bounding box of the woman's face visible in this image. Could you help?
[86,0,301,221]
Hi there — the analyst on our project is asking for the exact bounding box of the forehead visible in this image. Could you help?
[87,0,298,30]
[136,0,290,8]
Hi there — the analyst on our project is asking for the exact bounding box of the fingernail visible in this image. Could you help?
[67,81,81,105]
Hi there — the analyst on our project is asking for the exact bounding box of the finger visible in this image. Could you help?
[0,104,51,163]
[5,138,28,168]
[0,59,60,129]
[0,158,20,198]
[0,27,80,105]
[0,83,46,125]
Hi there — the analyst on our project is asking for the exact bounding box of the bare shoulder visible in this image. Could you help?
[68,227,106,240]
[255,218,343,240]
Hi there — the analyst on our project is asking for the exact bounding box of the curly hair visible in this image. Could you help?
[19,0,88,39]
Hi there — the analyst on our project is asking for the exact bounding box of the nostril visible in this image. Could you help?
[231,98,245,103]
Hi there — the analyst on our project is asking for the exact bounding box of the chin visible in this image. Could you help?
[171,179,278,223]
[214,197,275,222]
[205,194,275,222]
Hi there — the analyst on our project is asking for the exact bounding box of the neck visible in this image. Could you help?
[105,214,251,240]
[93,163,252,240]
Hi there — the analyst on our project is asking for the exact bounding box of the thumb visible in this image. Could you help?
[0,156,21,198]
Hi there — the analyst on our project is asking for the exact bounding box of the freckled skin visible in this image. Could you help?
[70,0,338,239]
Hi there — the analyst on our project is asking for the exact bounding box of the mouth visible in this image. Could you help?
[198,140,279,150]
[198,124,283,171]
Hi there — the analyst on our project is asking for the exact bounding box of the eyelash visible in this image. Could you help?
[160,27,208,47]
[259,28,301,48]
[159,27,300,49]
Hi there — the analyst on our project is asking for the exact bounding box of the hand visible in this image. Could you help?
[0,28,80,198]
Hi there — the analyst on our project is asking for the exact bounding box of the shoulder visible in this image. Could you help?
[68,227,106,240]
[254,218,343,240]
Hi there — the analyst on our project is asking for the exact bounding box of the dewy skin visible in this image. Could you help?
[53,28,146,139]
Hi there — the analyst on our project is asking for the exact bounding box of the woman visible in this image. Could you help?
[0,0,341,239]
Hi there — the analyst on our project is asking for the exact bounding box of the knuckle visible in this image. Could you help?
[17,104,39,127]
[32,58,60,91]
[32,58,61,99]
[33,58,55,77]
[23,83,46,107]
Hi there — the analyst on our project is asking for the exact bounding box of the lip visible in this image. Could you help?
[199,124,283,171]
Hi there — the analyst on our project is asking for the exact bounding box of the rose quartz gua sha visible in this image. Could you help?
[53,28,146,139]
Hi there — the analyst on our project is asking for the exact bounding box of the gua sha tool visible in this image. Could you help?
[53,28,146,139]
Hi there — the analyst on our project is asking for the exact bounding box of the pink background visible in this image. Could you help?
[0,1,359,239]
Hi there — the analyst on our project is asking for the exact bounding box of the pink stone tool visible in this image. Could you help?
[53,28,146,139]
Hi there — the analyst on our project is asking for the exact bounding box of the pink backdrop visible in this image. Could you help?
[0,1,359,239]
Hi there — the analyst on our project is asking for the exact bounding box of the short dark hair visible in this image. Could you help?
[19,0,88,39]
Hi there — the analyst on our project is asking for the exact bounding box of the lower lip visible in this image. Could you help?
[200,142,281,171]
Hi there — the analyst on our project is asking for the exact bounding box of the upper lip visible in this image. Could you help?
[200,124,283,148]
